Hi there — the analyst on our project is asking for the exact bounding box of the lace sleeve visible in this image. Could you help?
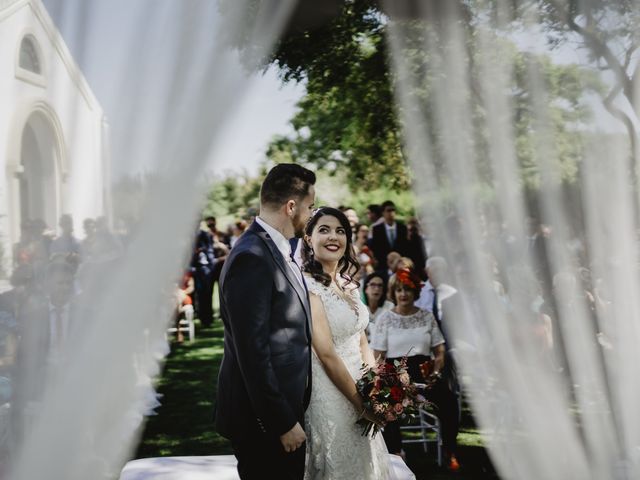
[370,310,390,351]
[304,275,326,299]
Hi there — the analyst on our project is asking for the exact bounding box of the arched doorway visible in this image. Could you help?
[17,111,61,233]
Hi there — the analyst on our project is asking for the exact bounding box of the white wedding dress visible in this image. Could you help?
[304,277,414,480]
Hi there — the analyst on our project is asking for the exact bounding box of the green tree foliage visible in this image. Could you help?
[203,169,265,222]
[266,0,601,195]
[268,1,409,191]
[528,0,640,168]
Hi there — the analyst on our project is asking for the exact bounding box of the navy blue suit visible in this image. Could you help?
[215,221,311,479]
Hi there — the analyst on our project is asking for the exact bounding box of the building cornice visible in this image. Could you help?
[1,0,104,115]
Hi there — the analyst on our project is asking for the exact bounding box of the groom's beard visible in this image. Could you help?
[292,211,306,238]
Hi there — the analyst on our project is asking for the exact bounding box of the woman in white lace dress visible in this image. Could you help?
[300,207,414,480]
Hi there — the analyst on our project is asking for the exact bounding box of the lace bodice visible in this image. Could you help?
[305,276,368,374]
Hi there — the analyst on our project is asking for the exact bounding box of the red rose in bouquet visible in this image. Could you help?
[355,357,429,437]
[390,386,404,402]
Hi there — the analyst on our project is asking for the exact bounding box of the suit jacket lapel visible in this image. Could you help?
[248,222,312,333]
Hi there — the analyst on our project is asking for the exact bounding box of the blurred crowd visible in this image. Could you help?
[0,201,614,473]
[0,213,130,473]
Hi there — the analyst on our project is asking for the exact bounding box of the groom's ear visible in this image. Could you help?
[285,199,296,217]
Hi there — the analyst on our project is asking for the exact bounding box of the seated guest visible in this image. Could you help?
[385,251,402,281]
[395,256,415,274]
[173,271,195,343]
[362,273,393,342]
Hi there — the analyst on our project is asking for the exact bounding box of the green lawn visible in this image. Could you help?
[136,316,500,479]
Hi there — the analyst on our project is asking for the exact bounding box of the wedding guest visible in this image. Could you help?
[506,267,554,369]
[14,258,78,414]
[81,218,97,259]
[229,220,248,249]
[385,251,402,281]
[395,257,414,273]
[21,219,52,282]
[362,273,393,342]
[370,201,409,268]
[366,204,383,241]
[206,216,231,254]
[205,216,229,310]
[366,204,383,230]
[192,222,217,327]
[525,216,554,309]
[371,268,445,459]
[354,224,376,279]
[172,271,195,343]
[13,221,35,268]
[339,206,360,238]
[50,214,81,259]
[418,256,462,471]
[406,217,428,277]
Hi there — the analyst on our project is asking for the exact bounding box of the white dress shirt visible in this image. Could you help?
[415,280,436,312]
[255,217,304,288]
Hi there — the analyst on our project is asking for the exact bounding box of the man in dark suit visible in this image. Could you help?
[191,225,216,327]
[369,200,409,268]
[215,164,316,480]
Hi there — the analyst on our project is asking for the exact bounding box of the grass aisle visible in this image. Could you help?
[136,322,500,480]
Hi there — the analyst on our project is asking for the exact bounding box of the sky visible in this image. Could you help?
[41,0,305,178]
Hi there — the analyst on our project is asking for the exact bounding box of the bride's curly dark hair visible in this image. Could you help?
[302,207,360,289]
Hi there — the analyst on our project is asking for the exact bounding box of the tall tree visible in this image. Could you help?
[266,0,600,194]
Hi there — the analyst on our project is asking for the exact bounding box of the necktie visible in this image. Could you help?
[431,289,439,322]
[388,227,396,246]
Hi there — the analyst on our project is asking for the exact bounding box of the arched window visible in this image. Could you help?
[19,35,42,74]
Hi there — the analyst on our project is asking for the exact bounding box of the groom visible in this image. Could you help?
[215,164,316,480]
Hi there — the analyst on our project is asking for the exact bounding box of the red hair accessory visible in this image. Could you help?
[396,268,424,290]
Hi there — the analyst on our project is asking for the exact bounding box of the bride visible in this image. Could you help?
[300,207,413,480]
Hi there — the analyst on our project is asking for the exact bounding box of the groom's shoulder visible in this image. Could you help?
[227,231,270,264]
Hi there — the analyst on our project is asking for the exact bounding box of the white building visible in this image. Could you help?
[0,0,109,280]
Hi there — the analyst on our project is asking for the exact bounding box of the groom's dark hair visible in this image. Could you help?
[260,163,316,208]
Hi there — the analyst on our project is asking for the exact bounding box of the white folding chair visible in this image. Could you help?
[167,304,195,342]
[401,408,443,466]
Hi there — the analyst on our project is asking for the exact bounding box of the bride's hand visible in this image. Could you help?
[359,407,384,427]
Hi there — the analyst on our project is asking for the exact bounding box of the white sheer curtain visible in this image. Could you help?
[384,1,640,479]
[1,1,296,479]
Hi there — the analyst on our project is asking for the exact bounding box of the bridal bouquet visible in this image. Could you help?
[355,358,428,437]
